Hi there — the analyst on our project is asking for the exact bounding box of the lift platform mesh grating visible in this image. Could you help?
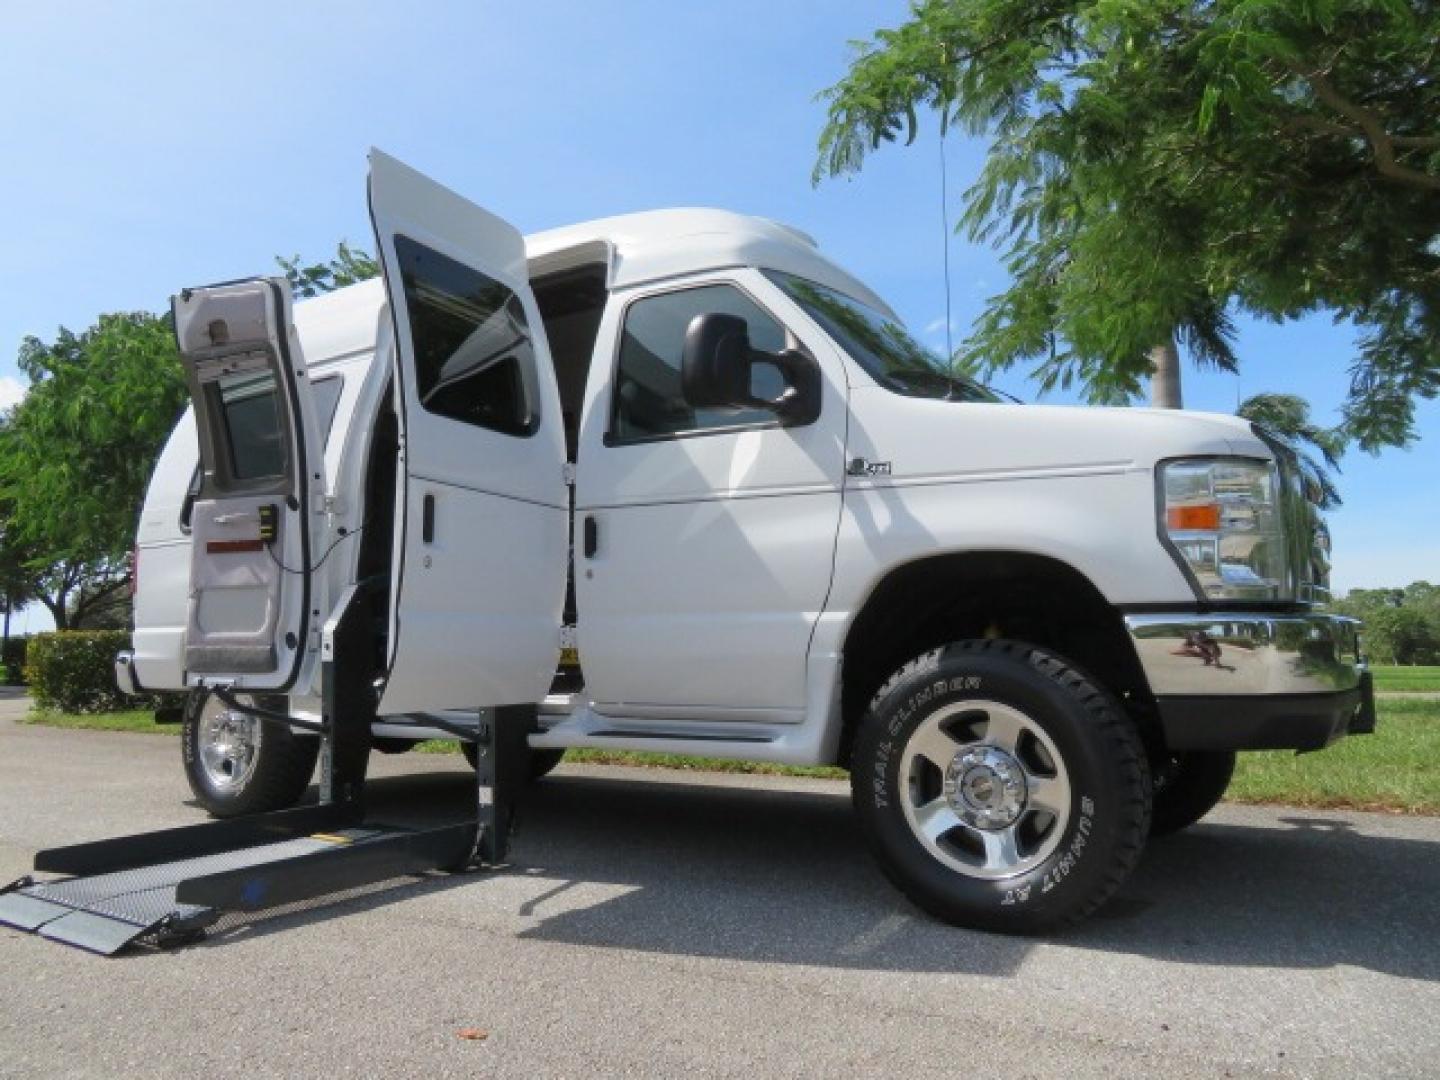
[0,828,409,955]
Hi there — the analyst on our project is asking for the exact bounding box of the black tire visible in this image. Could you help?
[851,640,1151,932]
[461,742,565,782]
[1149,750,1236,836]
[182,689,319,818]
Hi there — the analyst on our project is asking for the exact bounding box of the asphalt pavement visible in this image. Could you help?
[1,696,1437,1078]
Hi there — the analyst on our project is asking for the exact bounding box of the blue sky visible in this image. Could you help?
[0,0,1434,631]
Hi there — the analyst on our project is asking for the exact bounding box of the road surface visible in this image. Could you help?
[1,696,1436,1078]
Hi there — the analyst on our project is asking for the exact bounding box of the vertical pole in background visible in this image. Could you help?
[940,112,954,366]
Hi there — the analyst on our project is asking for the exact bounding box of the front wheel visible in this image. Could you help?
[182,689,319,818]
[851,640,1151,932]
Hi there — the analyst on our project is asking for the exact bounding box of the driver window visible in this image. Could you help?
[610,284,786,444]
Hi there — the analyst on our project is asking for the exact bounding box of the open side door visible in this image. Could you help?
[367,149,568,715]
[173,278,326,691]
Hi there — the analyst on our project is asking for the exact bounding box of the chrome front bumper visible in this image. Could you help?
[1124,612,1362,696]
[1124,612,1371,751]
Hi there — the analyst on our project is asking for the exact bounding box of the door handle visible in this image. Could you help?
[583,515,598,558]
[422,492,435,544]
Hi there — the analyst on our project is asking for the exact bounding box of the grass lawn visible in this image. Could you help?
[1228,697,1438,814]
[415,738,847,778]
[20,707,175,735]
[1371,665,1440,693]
[20,698,1437,813]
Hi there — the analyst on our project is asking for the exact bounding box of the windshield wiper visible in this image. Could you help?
[885,370,973,400]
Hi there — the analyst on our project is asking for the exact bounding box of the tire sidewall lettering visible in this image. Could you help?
[855,647,1140,928]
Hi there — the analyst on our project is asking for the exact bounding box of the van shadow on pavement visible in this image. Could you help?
[202,767,1440,983]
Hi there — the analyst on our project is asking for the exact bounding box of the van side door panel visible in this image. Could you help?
[173,278,326,691]
[573,272,848,720]
[367,150,567,715]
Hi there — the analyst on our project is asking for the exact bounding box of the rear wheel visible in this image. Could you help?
[851,640,1151,932]
[1149,750,1236,836]
[182,689,319,818]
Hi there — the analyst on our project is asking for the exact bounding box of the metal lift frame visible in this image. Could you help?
[0,585,528,955]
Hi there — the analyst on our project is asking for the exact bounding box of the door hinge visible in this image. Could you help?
[562,462,576,486]
[323,494,346,516]
[559,624,579,667]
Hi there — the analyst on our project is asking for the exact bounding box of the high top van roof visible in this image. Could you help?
[526,208,894,315]
[292,209,895,363]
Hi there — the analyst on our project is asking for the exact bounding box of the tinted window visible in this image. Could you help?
[395,234,535,437]
[765,271,999,403]
[183,377,342,532]
[217,370,286,480]
[612,284,786,442]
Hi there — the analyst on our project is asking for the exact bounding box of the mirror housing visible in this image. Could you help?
[681,313,752,409]
[680,312,820,424]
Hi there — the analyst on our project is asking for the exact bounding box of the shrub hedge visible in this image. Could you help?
[26,630,156,713]
[2,636,26,685]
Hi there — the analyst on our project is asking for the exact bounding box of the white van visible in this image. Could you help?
[118,150,1371,930]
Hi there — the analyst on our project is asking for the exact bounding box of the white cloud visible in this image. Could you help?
[924,316,963,341]
[0,376,26,412]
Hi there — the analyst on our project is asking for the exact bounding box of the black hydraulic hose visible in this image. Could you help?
[210,687,326,735]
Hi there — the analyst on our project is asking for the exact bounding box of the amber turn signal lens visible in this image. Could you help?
[1166,503,1222,531]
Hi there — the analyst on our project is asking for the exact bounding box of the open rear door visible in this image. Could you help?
[367,149,568,715]
[173,279,326,691]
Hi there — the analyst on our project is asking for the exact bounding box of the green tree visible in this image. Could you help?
[1237,392,1345,507]
[0,313,186,628]
[0,520,34,659]
[815,0,1440,449]
[1335,581,1440,663]
[277,241,379,299]
[1362,604,1440,664]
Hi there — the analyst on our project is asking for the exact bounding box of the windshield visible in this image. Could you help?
[764,270,999,402]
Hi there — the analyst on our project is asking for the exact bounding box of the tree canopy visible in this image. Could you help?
[277,241,379,298]
[1237,391,1345,506]
[815,0,1440,450]
[0,312,186,627]
[0,241,380,631]
[1335,581,1440,664]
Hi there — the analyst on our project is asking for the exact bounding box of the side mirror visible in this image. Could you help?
[680,312,820,424]
[681,313,753,409]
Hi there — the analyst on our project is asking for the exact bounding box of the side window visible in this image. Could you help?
[182,375,345,534]
[611,283,787,443]
[214,369,286,482]
[394,234,536,437]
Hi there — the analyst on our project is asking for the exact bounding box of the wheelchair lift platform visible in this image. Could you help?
[1,592,528,956]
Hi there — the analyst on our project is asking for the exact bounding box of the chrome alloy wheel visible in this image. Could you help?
[899,700,1072,880]
[198,695,261,792]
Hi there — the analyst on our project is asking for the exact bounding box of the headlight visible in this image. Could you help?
[1160,458,1290,600]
